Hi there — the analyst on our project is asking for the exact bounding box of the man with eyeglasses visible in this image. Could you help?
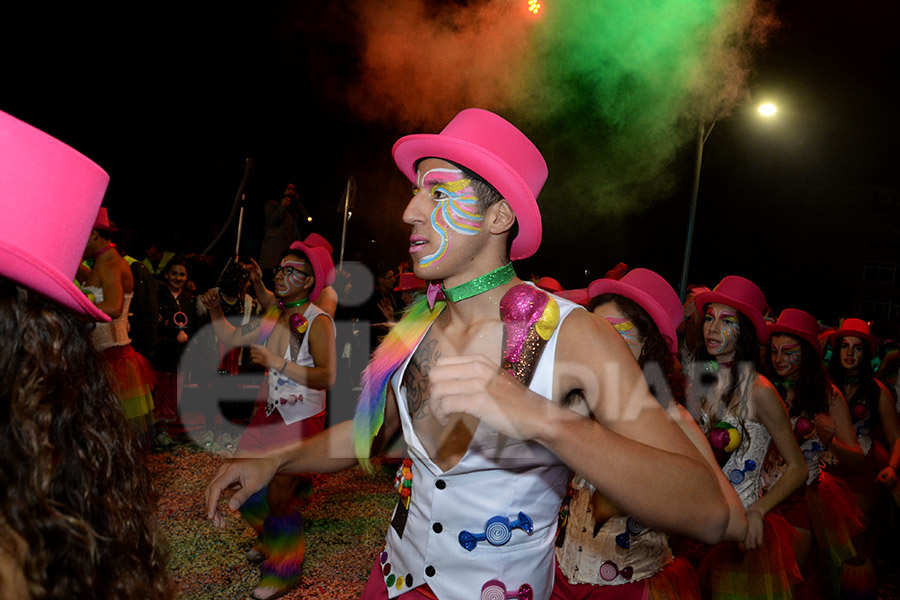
[200,238,336,600]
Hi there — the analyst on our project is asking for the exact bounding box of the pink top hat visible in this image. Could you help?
[93,206,118,232]
[829,317,877,354]
[392,108,548,261]
[535,276,563,293]
[694,275,769,343]
[588,268,683,353]
[555,287,590,307]
[302,232,333,256]
[288,234,336,303]
[768,308,823,360]
[394,272,427,292]
[0,110,110,322]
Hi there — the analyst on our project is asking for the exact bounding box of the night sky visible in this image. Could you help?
[3,0,898,328]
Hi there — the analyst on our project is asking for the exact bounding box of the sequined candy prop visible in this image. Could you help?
[708,420,741,467]
[499,284,559,386]
[394,458,413,510]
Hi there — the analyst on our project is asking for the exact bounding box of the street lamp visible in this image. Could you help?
[677,102,778,301]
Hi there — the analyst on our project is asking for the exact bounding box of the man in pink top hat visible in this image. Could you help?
[205,109,729,600]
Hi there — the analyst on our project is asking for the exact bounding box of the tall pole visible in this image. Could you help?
[679,121,714,302]
[338,177,354,271]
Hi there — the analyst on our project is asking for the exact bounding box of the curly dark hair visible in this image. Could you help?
[764,333,829,418]
[688,307,760,428]
[0,279,172,599]
[588,293,686,408]
[828,335,880,431]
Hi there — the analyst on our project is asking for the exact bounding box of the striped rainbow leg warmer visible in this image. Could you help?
[239,487,270,535]
[258,511,305,591]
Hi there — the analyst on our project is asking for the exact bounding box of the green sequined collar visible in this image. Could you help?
[442,262,515,303]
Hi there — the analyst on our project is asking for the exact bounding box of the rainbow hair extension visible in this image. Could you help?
[257,305,281,345]
[352,295,444,470]
[259,512,305,591]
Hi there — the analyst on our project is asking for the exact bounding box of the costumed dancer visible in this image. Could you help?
[550,268,748,600]
[0,109,172,598]
[825,318,900,599]
[762,309,865,598]
[689,276,808,600]
[81,207,157,450]
[204,109,730,600]
[200,238,336,600]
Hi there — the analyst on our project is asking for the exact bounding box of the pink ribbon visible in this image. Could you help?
[426,282,445,309]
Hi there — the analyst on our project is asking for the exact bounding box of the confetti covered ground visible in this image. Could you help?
[149,439,398,600]
[151,438,900,600]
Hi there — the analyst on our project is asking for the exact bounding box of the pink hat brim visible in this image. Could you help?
[694,291,769,344]
[768,324,823,360]
[0,240,109,322]
[588,278,680,354]
[287,242,335,303]
[392,135,543,261]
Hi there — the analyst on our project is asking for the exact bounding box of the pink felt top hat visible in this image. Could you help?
[0,110,110,322]
[288,233,336,303]
[394,272,426,292]
[588,268,683,353]
[829,317,877,354]
[535,276,563,293]
[93,206,118,232]
[694,275,769,343]
[392,108,548,261]
[768,308,823,360]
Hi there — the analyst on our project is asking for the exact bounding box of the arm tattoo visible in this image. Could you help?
[403,339,440,420]
[240,316,263,337]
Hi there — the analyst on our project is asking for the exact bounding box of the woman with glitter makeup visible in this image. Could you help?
[550,268,748,600]
[762,309,864,597]
[825,318,900,597]
[688,276,807,600]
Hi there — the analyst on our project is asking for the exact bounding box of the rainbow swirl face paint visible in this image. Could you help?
[413,168,484,267]
[770,335,802,378]
[703,303,741,358]
[276,260,311,298]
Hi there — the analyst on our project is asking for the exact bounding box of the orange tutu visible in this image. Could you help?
[647,555,701,600]
[102,344,156,424]
[699,511,801,599]
[808,471,864,568]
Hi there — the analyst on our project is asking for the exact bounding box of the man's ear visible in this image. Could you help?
[305,274,316,292]
[487,199,516,235]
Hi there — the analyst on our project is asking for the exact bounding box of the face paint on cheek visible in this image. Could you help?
[417,168,484,268]
[606,316,640,349]
[721,318,740,346]
[281,262,307,294]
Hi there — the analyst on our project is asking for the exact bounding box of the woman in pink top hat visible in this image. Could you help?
[825,317,900,597]
[761,308,865,597]
[551,268,748,600]
[688,276,807,600]
[0,111,172,598]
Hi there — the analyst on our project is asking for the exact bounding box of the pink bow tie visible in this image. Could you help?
[426,282,445,309]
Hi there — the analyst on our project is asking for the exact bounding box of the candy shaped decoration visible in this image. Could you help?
[393,458,413,510]
[599,560,634,582]
[481,580,534,600]
[851,403,868,422]
[708,428,730,450]
[615,516,645,549]
[794,417,814,439]
[289,312,309,336]
[499,284,559,386]
[708,421,741,466]
[728,459,757,485]
[459,512,534,551]
[173,311,189,343]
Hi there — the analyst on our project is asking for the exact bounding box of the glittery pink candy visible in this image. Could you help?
[500,284,549,364]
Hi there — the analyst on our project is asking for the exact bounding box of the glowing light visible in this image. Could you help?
[307,216,313,222]
[758,103,777,117]
[527,0,541,14]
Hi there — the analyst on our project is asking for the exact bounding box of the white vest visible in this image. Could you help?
[266,302,333,424]
[380,294,580,600]
[84,286,132,351]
